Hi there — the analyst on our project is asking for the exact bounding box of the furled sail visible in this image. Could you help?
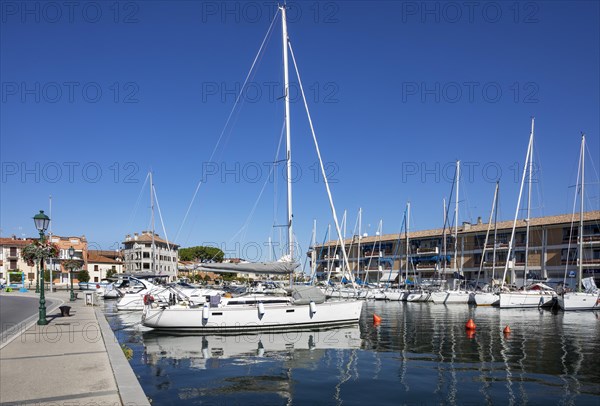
[198,261,299,275]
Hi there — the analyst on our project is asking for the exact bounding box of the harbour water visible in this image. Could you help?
[105,301,600,405]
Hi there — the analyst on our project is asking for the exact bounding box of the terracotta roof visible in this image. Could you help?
[122,232,179,248]
[89,250,123,260]
[320,210,600,247]
[87,252,120,264]
[0,238,35,247]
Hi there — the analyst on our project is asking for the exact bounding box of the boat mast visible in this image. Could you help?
[405,202,410,286]
[524,118,534,288]
[442,198,447,275]
[150,171,156,274]
[501,118,534,289]
[454,161,460,273]
[281,5,293,263]
[578,133,585,291]
[358,207,362,283]
[491,182,500,282]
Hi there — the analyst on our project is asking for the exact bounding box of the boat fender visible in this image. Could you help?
[202,304,209,320]
[258,302,265,316]
[309,301,317,314]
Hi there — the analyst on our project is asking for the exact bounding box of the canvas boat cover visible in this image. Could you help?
[198,261,300,275]
[290,285,326,305]
[582,277,598,292]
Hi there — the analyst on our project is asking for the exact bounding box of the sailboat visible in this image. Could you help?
[431,161,470,304]
[142,5,363,332]
[498,118,555,309]
[557,134,600,311]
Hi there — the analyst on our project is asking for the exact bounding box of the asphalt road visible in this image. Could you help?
[0,295,58,340]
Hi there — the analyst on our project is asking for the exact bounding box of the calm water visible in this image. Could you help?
[104,301,600,405]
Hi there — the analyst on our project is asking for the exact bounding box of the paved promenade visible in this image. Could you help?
[0,290,149,405]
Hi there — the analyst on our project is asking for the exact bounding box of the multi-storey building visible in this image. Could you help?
[47,235,88,285]
[0,235,88,287]
[0,237,37,285]
[312,211,600,288]
[123,231,179,281]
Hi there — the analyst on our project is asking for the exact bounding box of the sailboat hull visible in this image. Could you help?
[557,292,600,311]
[431,290,469,304]
[498,292,555,308]
[472,292,499,306]
[142,300,364,333]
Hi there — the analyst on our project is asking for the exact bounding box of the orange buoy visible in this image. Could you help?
[373,314,382,325]
[466,330,476,339]
[465,319,476,330]
[503,325,511,334]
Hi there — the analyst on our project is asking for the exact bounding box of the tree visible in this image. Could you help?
[78,270,90,283]
[179,246,224,262]
[106,269,117,279]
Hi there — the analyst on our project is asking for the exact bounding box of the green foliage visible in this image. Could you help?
[63,259,83,272]
[121,344,133,360]
[221,272,236,281]
[21,241,59,266]
[179,246,224,263]
[106,269,118,279]
[78,269,90,283]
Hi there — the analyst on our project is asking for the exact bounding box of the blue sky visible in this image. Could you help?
[1,1,599,265]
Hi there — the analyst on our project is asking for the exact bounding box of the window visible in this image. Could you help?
[143,252,150,259]
[561,248,577,262]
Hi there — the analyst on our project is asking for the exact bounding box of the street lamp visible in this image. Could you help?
[33,210,50,326]
[68,246,76,301]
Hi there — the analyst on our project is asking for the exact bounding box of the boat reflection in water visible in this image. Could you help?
[142,326,362,369]
[141,327,362,404]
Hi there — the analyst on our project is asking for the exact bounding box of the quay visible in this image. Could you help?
[0,290,149,405]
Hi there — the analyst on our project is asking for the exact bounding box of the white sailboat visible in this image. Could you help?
[499,118,555,308]
[558,134,600,311]
[142,6,363,332]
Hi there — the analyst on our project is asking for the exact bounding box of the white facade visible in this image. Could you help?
[123,232,179,281]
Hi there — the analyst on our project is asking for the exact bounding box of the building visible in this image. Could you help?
[0,235,89,287]
[87,250,124,282]
[0,237,37,285]
[47,235,88,285]
[123,231,179,281]
[312,211,600,288]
